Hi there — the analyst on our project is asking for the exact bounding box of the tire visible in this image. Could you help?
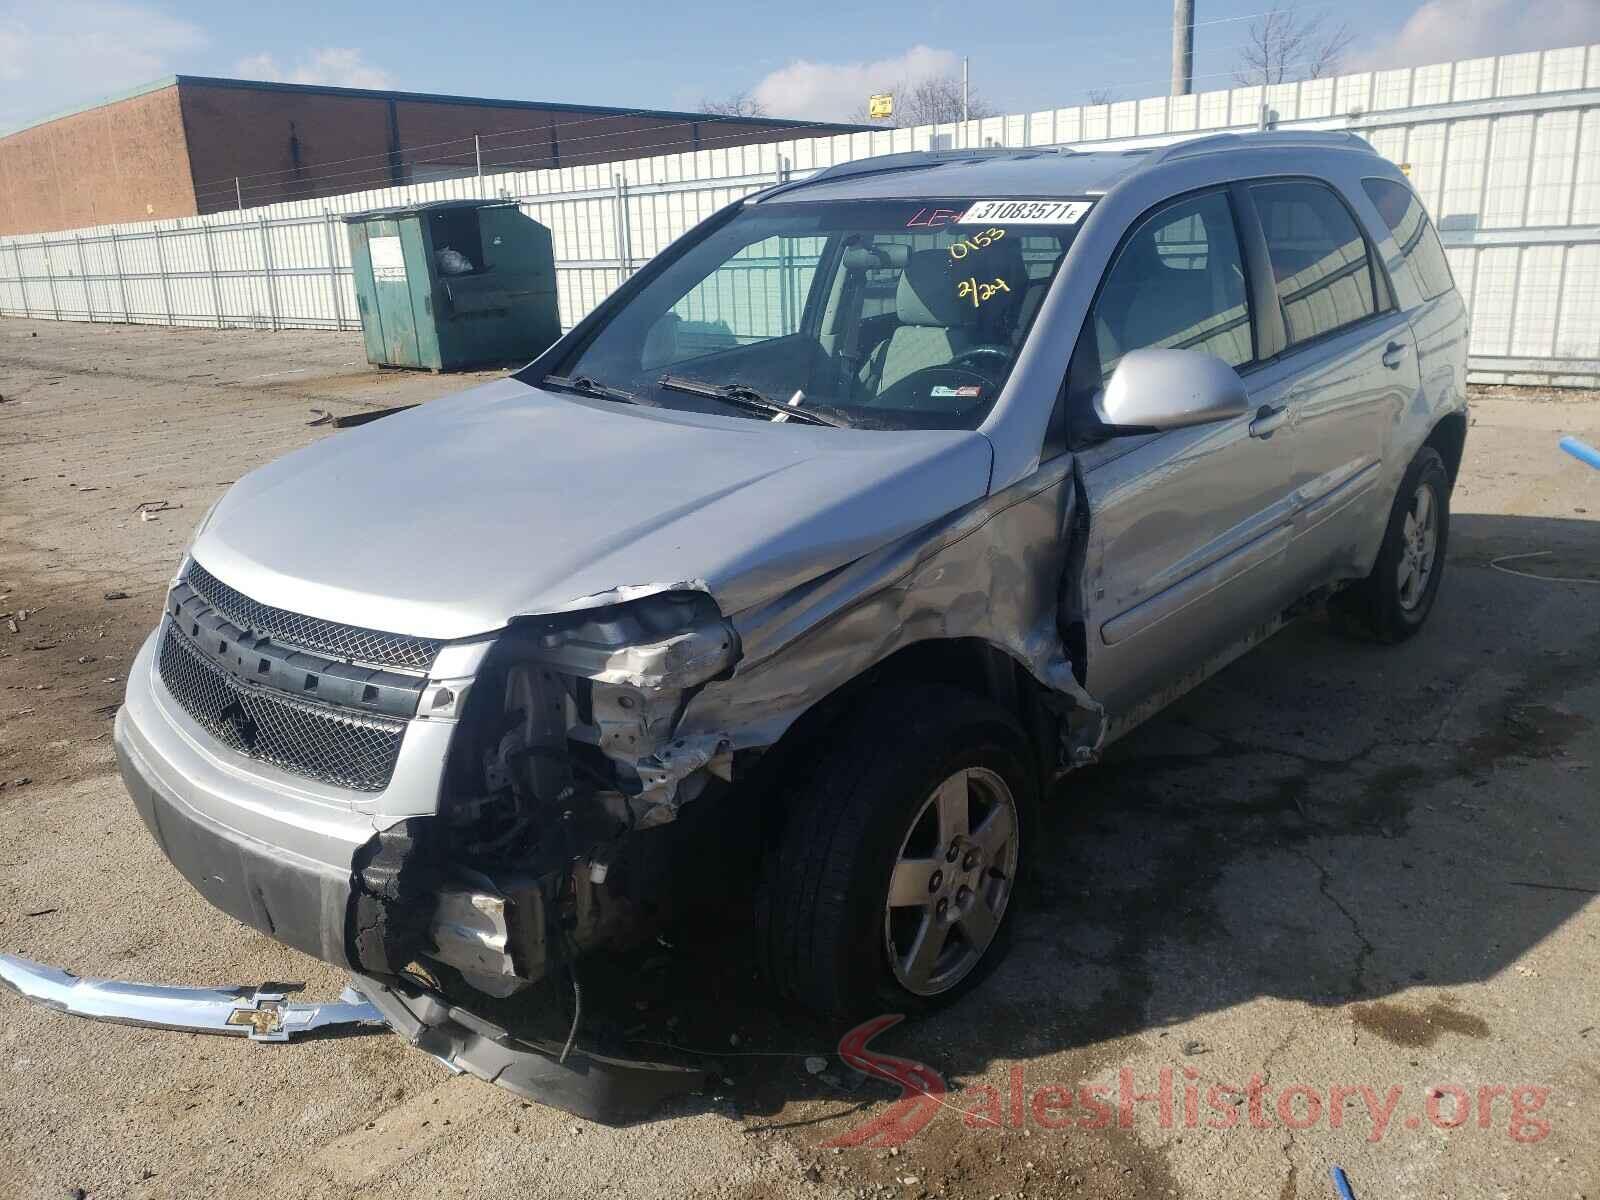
[755,684,1038,1018]
[1333,446,1450,643]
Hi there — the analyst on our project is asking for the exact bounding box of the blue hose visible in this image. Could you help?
[1560,436,1600,471]
[1330,1165,1358,1200]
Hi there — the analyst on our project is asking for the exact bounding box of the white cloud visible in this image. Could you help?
[751,45,958,122]
[0,1,206,127]
[1351,0,1600,72]
[232,47,394,91]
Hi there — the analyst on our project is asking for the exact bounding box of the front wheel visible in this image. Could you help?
[1333,446,1450,642]
[756,685,1037,1018]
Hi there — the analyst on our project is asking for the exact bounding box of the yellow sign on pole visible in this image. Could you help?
[867,93,894,119]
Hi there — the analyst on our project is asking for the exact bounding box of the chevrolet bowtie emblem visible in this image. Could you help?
[226,994,288,1040]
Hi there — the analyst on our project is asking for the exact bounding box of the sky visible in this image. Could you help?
[2,0,1598,132]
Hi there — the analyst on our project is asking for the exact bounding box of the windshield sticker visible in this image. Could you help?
[957,199,1092,226]
[956,276,1012,308]
[948,228,1006,260]
[930,385,984,398]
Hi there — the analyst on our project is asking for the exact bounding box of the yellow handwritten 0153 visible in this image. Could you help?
[948,228,1006,260]
[956,276,1012,308]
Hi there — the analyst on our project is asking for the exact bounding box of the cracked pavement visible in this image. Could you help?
[2,318,1598,1199]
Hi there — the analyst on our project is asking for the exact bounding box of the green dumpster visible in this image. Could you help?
[345,200,561,372]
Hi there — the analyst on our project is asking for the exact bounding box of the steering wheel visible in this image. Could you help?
[949,344,1013,371]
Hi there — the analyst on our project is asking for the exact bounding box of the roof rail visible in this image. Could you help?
[1146,130,1373,166]
[754,145,1077,202]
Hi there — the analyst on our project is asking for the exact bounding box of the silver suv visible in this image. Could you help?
[53,133,1476,1117]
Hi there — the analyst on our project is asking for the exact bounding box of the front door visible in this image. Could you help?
[1070,188,1304,723]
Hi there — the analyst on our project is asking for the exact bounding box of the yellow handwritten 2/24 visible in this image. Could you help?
[957,276,1012,308]
[948,228,1006,260]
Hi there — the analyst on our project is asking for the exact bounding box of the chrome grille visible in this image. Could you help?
[157,623,406,792]
[185,561,440,672]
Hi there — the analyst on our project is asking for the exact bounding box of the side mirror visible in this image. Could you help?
[1096,348,1250,433]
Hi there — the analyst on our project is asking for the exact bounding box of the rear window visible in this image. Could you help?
[1362,178,1455,302]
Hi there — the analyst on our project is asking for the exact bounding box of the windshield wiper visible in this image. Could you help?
[541,374,642,405]
[655,375,847,428]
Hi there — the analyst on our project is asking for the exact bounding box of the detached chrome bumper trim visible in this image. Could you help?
[0,953,387,1042]
[0,952,703,1122]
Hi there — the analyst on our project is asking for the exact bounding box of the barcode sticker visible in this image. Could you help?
[956,200,1093,226]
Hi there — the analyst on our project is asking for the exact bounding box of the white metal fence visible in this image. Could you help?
[3,42,1599,385]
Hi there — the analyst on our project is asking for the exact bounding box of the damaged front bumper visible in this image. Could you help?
[108,619,719,1121]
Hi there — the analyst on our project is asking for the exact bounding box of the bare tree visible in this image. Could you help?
[699,92,767,118]
[1233,2,1355,86]
[853,75,998,127]
[1084,87,1117,106]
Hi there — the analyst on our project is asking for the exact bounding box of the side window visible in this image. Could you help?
[1250,181,1378,347]
[645,234,826,367]
[1091,191,1253,382]
[1362,177,1456,302]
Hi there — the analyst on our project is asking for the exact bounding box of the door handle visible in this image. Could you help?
[1381,340,1409,370]
[1248,403,1289,439]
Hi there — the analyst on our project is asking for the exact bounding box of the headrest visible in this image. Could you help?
[896,240,1025,328]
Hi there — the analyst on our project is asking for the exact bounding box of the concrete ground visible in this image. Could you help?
[1,317,1597,1200]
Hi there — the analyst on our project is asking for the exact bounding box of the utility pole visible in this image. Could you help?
[962,56,969,148]
[1171,0,1195,95]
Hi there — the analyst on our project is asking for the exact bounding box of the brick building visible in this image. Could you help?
[0,76,860,236]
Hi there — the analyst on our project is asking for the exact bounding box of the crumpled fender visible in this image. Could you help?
[674,455,1105,763]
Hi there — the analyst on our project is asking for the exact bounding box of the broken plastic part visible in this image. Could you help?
[0,953,387,1042]
[357,973,706,1124]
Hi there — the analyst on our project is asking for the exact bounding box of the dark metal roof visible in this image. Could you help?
[172,76,867,134]
[3,74,871,140]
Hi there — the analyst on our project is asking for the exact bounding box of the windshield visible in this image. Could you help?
[544,197,1091,430]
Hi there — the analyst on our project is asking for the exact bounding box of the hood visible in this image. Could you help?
[190,378,994,640]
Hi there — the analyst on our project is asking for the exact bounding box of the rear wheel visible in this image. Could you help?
[756,685,1037,1017]
[1333,446,1450,642]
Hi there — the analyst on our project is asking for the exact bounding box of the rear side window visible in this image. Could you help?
[1362,177,1455,302]
[1091,190,1253,381]
[1250,181,1378,347]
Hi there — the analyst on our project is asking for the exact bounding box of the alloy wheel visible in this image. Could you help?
[1396,481,1439,611]
[883,767,1020,996]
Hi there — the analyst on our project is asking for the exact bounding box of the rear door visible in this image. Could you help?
[1242,179,1420,590]
[1073,188,1305,721]
[1360,176,1469,441]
